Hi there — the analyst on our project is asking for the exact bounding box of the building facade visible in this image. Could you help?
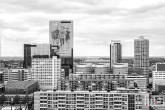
[134,36,149,84]
[94,64,110,74]
[110,40,122,68]
[153,71,165,91]
[31,56,61,90]
[76,63,93,74]
[58,79,134,91]
[69,73,126,80]
[4,69,31,82]
[125,75,147,91]
[156,63,165,71]
[5,80,39,94]
[34,90,149,110]
[49,20,73,74]
[24,44,51,69]
[113,63,128,74]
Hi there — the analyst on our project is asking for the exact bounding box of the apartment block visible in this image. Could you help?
[4,68,31,81]
[58,79,134,91]
[34,89,149,110]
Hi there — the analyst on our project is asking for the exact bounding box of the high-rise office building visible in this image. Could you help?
[31,56,61,90]
[24,44,51,69]
[134,36,149,84]
[49,20,73,75]
[110,40,122,68]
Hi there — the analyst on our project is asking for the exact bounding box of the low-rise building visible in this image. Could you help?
[5,80,39,94]
[58,79,134,91]
[125,75,147,91]
[113,63,128,74]
[69,73,126,80]
[94,63,110,74]
[4,68,31,81]
[75,63,93,74]
[153,71,165,91]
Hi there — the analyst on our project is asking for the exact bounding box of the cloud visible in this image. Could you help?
[0,0,165,56]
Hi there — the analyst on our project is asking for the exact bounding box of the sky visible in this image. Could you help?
[0,0,165,57]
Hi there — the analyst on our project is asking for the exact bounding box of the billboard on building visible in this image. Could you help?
[49,21,73,57]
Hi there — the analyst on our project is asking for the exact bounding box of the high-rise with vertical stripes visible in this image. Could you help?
[134,36,149,85]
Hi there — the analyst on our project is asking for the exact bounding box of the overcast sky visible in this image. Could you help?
[0,0,165,57]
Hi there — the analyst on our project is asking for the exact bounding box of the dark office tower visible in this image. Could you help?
[134,36,149,84]
[110,40,122,68]
[49,20,73,75]
[24,44,33,68]
[23,44,50,68]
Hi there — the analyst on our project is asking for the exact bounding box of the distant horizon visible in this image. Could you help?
[0,55,165,58]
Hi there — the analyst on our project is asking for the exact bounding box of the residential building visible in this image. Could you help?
[31,56,61,90]
[69,73,126,80]
[58,79,134,91]
[4,94,33,105]
[4,68,31,81]
[153,71,165,91]
[134,36,149,84]
[150,95,165,107]
[110,40,122,68]
[113,63,128,74]
[34,89,149,110]
[125,75,147,91]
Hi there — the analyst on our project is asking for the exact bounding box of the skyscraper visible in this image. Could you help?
[134,36,149,84]
[23,44,51,69]
[110,40,122,68]
[49,20,73,75]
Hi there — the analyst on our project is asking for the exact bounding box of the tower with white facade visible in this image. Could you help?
[31,56,61,90]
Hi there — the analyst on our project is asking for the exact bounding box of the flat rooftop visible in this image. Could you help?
[6,81,38,89]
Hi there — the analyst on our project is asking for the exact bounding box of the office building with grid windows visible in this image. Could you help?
[31,56,61,90]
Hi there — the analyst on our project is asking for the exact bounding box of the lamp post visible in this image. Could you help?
[11,98,13,110]
[20,101,22,110]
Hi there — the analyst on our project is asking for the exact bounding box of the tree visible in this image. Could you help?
[14,95,20,104]
[22,95,28,104]
[0,94,5,105]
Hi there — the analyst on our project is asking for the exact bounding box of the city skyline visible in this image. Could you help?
[1,0,165,57]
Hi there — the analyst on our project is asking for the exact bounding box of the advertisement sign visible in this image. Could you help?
[49,21,73,57]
